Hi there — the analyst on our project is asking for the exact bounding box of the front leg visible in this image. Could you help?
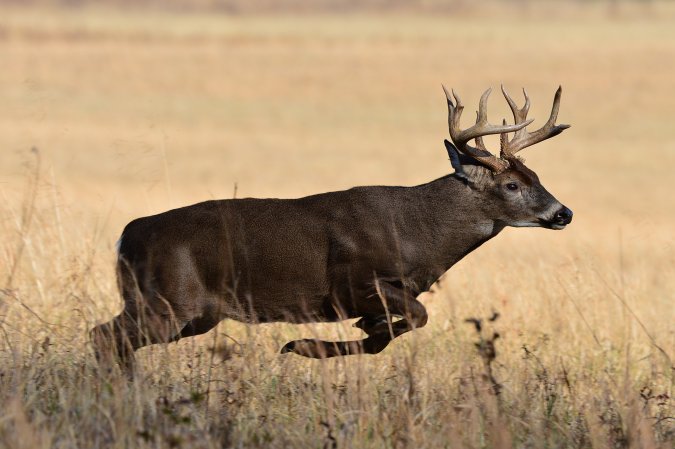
[356,280,428,337]
[281,280,428,358]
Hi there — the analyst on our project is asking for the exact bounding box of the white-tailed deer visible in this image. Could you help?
[92,86,572,371]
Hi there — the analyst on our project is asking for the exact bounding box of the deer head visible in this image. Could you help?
[443,85,573,230]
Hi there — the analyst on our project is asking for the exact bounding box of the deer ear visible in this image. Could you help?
[444,139,468,181]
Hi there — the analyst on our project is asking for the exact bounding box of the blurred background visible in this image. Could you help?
[0,0,673,349]
[0,2,673,447]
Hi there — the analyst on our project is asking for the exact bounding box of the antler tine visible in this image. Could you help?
[442,85,463,110]
[475,87,492,125]
[522,88,531,113]
[547,86,567,129]
[443,84,464,145]
[500,85,571,157]
[475,136,488,152]
[475,112,491,153]
[501,85,529,157]
[501,85,530,125]
[442,84,453,106]
[443,86,533,173]
[452,88,463,110]
[499,118,509,152]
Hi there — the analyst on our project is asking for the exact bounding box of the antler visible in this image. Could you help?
[500,85,570,158]
[443,86,533,173]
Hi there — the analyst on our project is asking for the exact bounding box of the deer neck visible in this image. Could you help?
[411,174,505,271]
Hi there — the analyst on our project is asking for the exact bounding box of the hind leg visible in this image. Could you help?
[91,312,140,375]
[91,302,188,376]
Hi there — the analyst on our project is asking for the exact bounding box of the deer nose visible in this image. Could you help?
[554,206,573,225]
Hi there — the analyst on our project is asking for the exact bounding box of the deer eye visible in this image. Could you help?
[505,182,519,191]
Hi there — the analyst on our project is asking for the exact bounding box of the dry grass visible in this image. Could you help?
[0,4,673,448]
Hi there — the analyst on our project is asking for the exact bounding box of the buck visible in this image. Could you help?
[91,86,572,371]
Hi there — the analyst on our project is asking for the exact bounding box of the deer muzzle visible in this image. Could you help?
[551,206,573,229]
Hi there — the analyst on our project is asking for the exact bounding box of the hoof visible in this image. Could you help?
[279,339,330,358]
[279,341,295,354]
[353,316,389,335]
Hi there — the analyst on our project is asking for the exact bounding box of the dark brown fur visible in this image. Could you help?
[91,144,572,371]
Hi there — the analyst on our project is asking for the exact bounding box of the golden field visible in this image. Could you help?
[0,4,673,448]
